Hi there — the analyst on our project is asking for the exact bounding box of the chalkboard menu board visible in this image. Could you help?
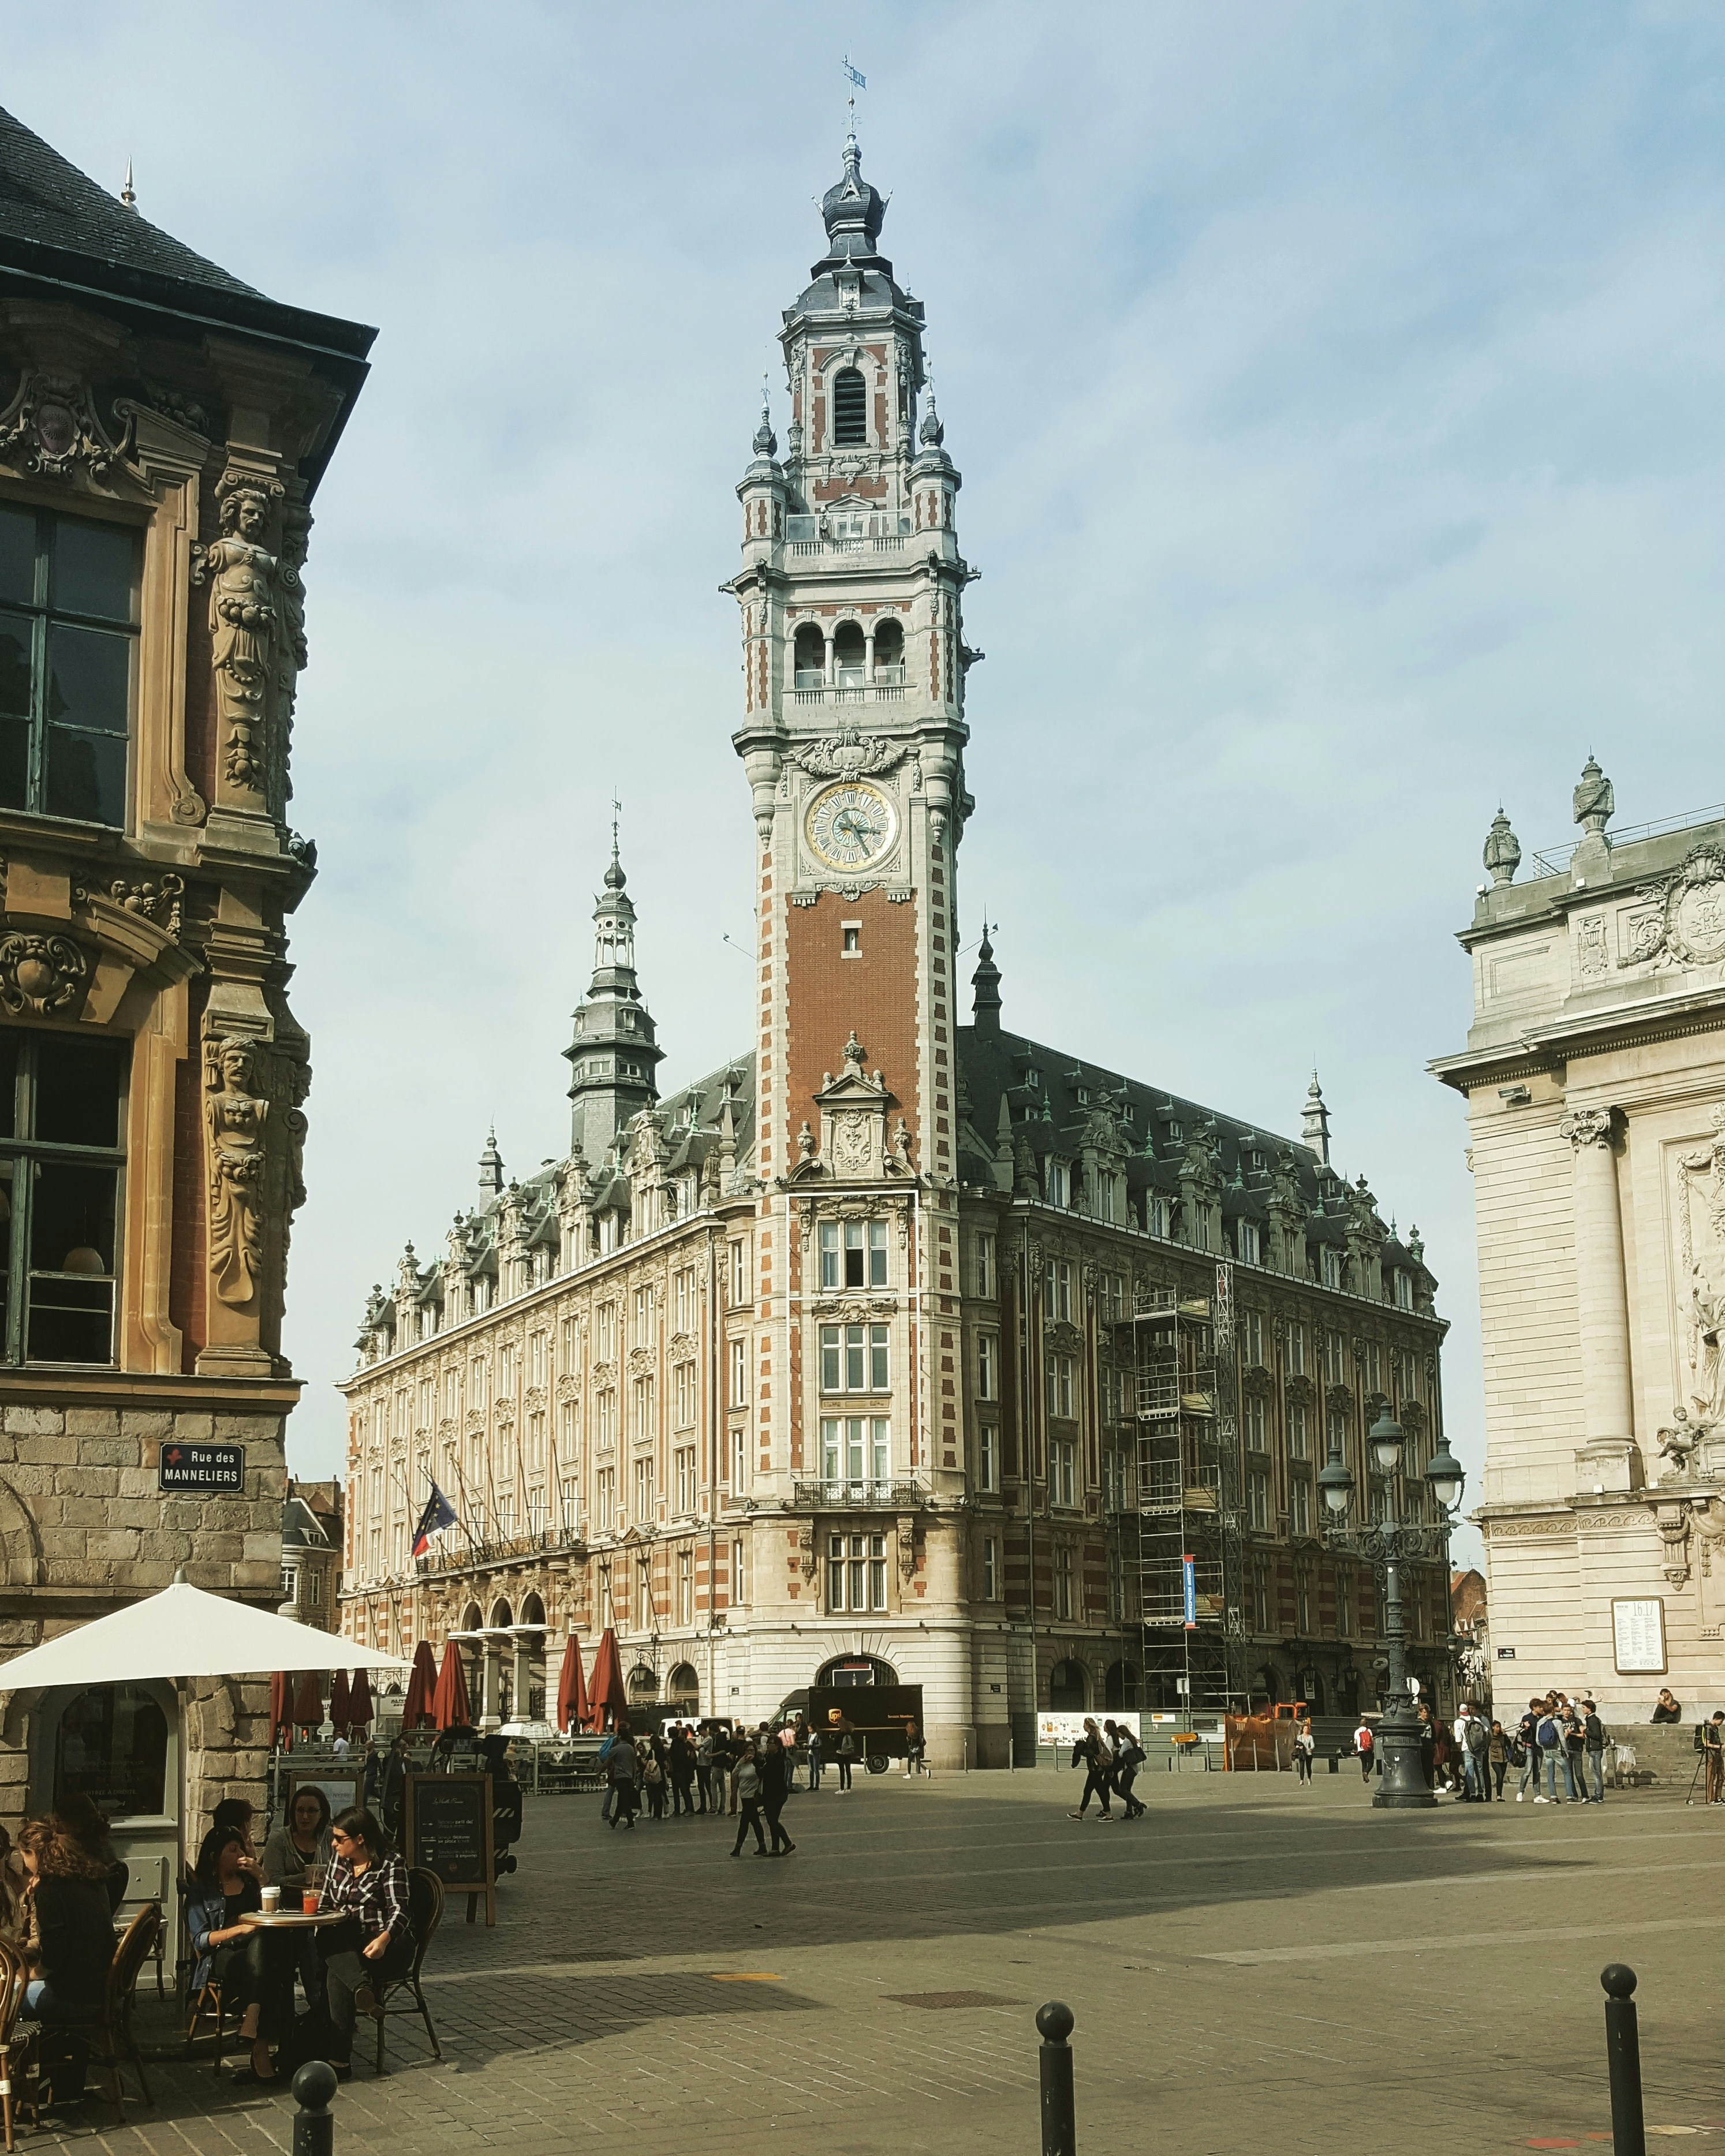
[404,1772,495,1927]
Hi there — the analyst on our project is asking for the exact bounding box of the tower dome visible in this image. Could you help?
[819,132,886,262]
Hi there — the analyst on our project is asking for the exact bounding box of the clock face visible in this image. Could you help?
[805,781,897,871]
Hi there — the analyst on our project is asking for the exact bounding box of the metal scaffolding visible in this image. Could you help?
[1114,1264,1246,1714]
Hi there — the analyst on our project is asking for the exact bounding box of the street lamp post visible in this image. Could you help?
[1320,1407,1466,1811]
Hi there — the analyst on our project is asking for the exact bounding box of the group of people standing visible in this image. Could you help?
[598,1720,805,1855]
[1066,1718,1148,1820]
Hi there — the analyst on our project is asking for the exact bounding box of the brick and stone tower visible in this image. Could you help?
[727,130,977,1755]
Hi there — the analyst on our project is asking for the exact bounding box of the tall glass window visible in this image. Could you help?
[0,505,137,827]
[0,1028,126,1363]
[820,1415,888,1482]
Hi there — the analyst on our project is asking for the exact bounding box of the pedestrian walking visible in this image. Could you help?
[1113,1724,1147,1817]
[1293,1716,1315,1786]
[1514,1699,1543,1800]
[758,1729,797,1855]
[807,1726,823,1792]
[834,1720,856,1793]
[1487,1719,1509,1800]
[904,1718,926,1777]
[730,1744,768,1856]
[695,1723,715,1814]
[1462,1705,1491,1800]
[1068,1718,1116,1821]
[1353,1718,1375,1782]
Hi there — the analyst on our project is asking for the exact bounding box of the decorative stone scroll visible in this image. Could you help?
[0,933,87,1016]
[0,371,135,484]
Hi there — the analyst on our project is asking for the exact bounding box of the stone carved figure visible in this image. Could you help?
[197,475,285,796]
[205,1035,270,1306]
[1572,754,1614,837]
[1656,1411,1703,1483]
[1483,808,1521,886]
[1677,1106,1725,1432]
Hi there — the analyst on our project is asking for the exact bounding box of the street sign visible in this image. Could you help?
[158,1442,244,1492]
[1182,1553,1197,1629]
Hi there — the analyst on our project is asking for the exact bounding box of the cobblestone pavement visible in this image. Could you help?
[23,1766,1725,2156]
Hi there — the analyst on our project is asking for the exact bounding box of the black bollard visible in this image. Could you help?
[1036,2001,1076,2156]
[1600,1965,1645,2156]
[292,2060,338,2156]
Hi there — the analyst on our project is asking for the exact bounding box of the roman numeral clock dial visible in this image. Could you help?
[804,780,898,872]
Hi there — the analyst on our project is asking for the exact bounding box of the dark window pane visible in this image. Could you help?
[0,1035,20,1140]
[0,509,34,605]
[45,727,125,826]
[46,624,129,734]
[33,1035,125,1146]
[51,517,135,623]
[54,1686,168,1817]
[0,612,33,718]
[27,1274,114,1364]
[29,1159,117,1276]
[0,717,28,812]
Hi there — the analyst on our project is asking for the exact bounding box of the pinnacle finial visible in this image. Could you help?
[1483,805,1521,885]
[604,796,626,889]
[753,375,777,458]
[120,158,136,210]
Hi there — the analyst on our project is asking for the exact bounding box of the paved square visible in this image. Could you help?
[25,1766,1725,2155]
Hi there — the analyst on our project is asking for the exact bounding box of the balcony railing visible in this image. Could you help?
[412,1524,584,1576]
[790,1478,929,1511]
[789,680,910,707]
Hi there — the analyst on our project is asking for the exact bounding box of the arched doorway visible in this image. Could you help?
[1103,1660,1140,1711]
[626,1664,659,1706]
[814,1653,897,1688]
[665,1662,699,1717]
[32,1679,178,1942]
[1048,1658,1088,1710]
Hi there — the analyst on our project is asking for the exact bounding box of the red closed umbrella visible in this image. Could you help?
[585,1626,625,1730]
[347,1667,374,1728]
[555,1633,588,1733]
[431,1639,472,1731]
[402,1642,437,1731]
[269,1671,294,1751]
[292,1669,324,1732]
[330,1669,352,1738]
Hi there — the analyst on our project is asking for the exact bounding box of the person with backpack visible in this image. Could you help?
[1463,1706,1491,1800]
[1067,1719,1116,1821]
[833,1718,857,1793]
[1353,1719,1375,1783]
[1534,1703,1568,1802]
[606,1730,640,1830]
[1704,1712,1725,1806]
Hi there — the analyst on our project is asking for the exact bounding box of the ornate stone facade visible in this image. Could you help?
[1435,765,1725,1711]
[0,106,370,1907]
[340,136,1451,1760]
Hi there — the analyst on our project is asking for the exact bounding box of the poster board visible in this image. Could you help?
[1611,1597,1667,1675]
[1036,1712,1142,1752]
[404,1772,495,1927]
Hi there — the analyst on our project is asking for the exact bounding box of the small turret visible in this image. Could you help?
[1301,1071,1331,1167]
[478,1124,504,1198]
[563,828,665,1163]
[971,924,1002,1037]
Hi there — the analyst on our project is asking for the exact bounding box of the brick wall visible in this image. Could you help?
[783,890,920,1174]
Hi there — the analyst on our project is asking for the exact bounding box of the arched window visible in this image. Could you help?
[490,1598,513,1628]
[626,1663,659,1702]
[519,1593,546,1627]
[873,618,903,682]
[832,621,865,687]
[831,367,867,446]
[1103,1660,1140,1711]
[814,1653,897,1688]
[462,1603,482,1632]
[793,622,825,689]
[1048,1658,1088,1710]
[665,1661,699,1705]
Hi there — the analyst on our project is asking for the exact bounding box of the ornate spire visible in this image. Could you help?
[753,376,777,459]
[817,126,887,266]
[919,383,944,448]
[971,922,1002,1035]
[1483,806,1521,886]
[478,1124,503,1198]
[565,828,664,1163]
[120,158,136,211]
[1301,1071,1331,1167]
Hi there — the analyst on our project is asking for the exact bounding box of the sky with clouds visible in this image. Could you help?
[13,3,1725,1559]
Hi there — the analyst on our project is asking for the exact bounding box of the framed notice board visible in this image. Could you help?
[1611,1597,1667,1676]
[404,1772,495,1927]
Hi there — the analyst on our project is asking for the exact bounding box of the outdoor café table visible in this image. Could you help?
[238,1911,347,1930]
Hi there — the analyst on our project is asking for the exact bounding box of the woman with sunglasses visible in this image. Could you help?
[315,1806,414,2075]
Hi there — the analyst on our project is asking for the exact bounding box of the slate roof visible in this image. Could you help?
[957,1022,1431,1288]
[0,106,259,297]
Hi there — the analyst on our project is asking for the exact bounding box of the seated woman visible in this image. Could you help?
[1652,1687,1684,1724]
[316,1807,415,2075]
[263,1785,333,2009]
[186,1822,290,2082]
[16,1818,116,2104]
[51,1792,127,1914]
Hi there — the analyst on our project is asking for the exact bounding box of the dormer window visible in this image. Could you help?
[1047,1160,1069,1207]
[1167,1119,1184,1143]
[832,367,867,446]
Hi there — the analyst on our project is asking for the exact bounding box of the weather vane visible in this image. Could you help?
[843,54,865,139]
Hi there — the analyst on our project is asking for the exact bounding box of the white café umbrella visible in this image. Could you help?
[0,1575,412,1691]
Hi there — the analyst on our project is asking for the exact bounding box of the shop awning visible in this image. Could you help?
[0,1578,411,1692]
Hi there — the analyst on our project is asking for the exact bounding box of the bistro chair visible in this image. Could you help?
[184,1964,249,2076]
[367,1869,443,2075]
[25,1903,159,2129]
[0,1935,29,2153]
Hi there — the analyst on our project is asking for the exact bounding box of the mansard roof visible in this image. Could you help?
[956,1022,1432,1289]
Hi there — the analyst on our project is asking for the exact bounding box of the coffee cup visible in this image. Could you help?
[260,1886,280,1914]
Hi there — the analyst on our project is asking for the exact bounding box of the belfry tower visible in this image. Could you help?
[727,128,977,1507]
[562,836,663,1163]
